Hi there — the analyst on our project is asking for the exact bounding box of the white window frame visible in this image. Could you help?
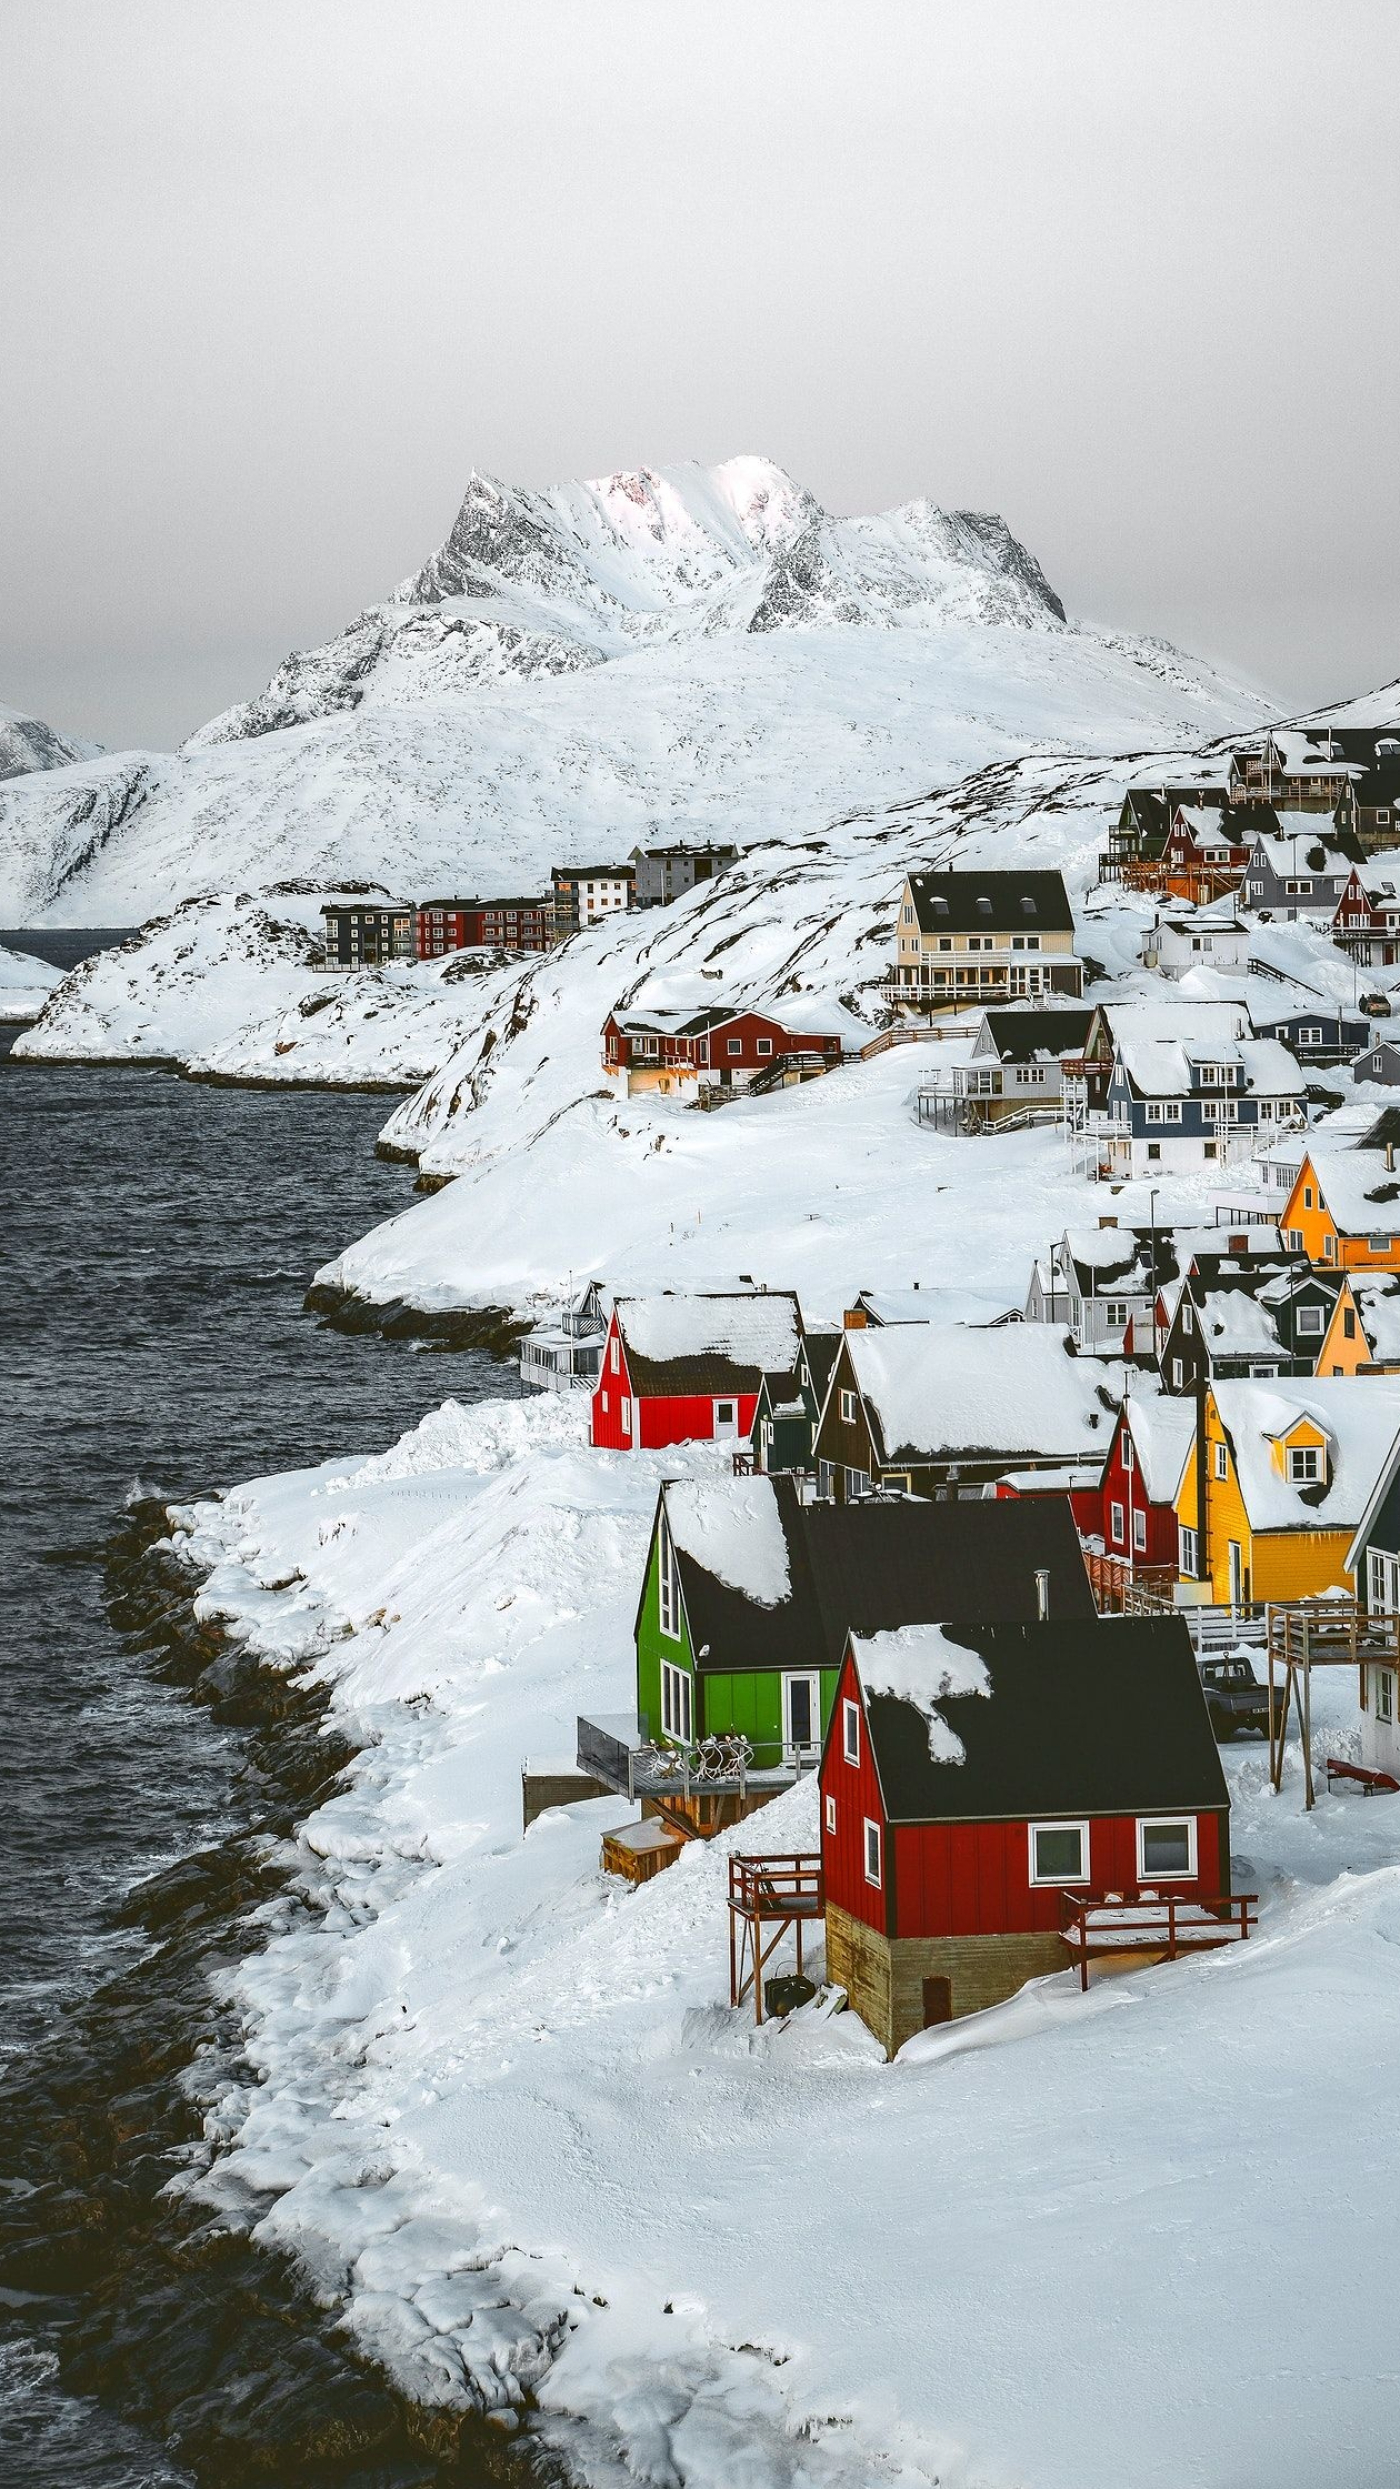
[1179,1522,1199,1575]
[839,1388,857,1425]
[1215,1441,1228,1480]
[620,1396,632,1438]
[726,1037,742,1057]
[842,1697,861,1765]
[1121,1434,1134,1471]
[1378,1668,1396,1724]
[1295,1305,1324,1336]
[1133,1507,1147,1552]
[1109,1500,1125,1546]
[863,1818,883,1887]
[610,1335,620,1372]
[825,1793,837,1834]
[1028,1820,1091,1887]
[658,1519,682,1641]
[1136,1816,1197,1881]
[660,1658,693,1744]
[1287,1444,1321,1484]
[756,1037,773,1057]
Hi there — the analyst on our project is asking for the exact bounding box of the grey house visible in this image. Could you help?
[1355,1041,1400,1088]
[631,842,739,907]
[1237,828,1355,922]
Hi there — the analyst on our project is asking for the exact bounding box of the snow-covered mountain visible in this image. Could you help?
[0,700,103,783]
[0,455,1273,924]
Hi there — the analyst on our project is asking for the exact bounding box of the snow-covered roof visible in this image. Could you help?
[1196,1288,1282,1357]
[1122,1389,1197,1505]
[1352,1276,1400,1361]
[1270,730,1363,779]
[1213,1378,1400,1535]
[846,1325,1117,1464]
[849,1620,990,1763]
[1304,1146,1400,1238]
[1096,1000,1252,1045]
[663,1478,792,1608]
[1174,804,1238,843]
[616,1292,803,1385]
[1115,1033,1301,1099]
[851,1285,1020,1327]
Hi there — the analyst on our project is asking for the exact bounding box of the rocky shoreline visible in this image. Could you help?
[302,1280,526,1357]
[0,1501,557,2488]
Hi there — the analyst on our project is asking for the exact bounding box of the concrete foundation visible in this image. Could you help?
[825,1902,1065,2057]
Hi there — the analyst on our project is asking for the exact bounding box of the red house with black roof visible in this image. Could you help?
[820,1614,1230,2055]
[592,1292,805,1451]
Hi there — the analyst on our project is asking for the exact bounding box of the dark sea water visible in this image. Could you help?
[0,992,521,2485]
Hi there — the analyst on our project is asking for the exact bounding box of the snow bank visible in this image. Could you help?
[0,940,62,1022]
[164,1386,1400,2488]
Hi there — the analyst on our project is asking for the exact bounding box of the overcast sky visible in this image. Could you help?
[3,0,1397,752]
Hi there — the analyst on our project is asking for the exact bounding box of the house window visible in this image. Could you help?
[1028,1821,1089,1885]
[864,1819,883,1887]
[1300,1026,1323,1044]
[727,1038,742,1057]
[1285,1229,1304,1252]
[1379,1670,1396,1724]
[1179,1523,1199,1575]
[1303,1187,1314,1209]
[1171,1358,1184,1387]
[1110,1500,1125,1546]
[1296,1305,1324,1336]
[1344,1308,1357,1340]
[825,1794,837,1834]
[660,1659,692,1744]
[610,1336,620,1372]
[620,1397,631,1437]
[1287,1445,1321,1483]
[1137,1818,1196,1879]
[843,1698,860,1764]
[756,1038,773,1056]
[1104,1302,1127,1330]
[839,1388,857,1424]
[1215,1442,1228,1480]
[1121,1435,1134,1470]
[1370,1237,1393,1254]
[1133,1509,1147,1551]
[658,1521,681,1640]
[1323,1235,1336,1261]
[1367,1549,1400,1615]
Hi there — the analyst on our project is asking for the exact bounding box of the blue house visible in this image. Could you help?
[1257,1011,1368,1069]
[1100,1026,1304,1178]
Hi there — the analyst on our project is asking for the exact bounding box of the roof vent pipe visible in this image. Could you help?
[1034,1569,1050,1622]
[1388,1144,1396,1174]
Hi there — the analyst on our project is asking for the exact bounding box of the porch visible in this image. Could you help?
[576,1710,817,1805]
[1059,1888,1256,1991]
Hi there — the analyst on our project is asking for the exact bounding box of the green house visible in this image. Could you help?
[749,1332,843,1478]
[632,1473,1098,1775]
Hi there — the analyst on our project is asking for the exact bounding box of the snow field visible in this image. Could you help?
[167,1389,1400,2488]
[0,941,62,1022]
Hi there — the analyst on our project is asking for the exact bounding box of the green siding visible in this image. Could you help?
[635,1520,695,1738]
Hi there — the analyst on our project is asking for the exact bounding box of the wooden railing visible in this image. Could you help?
[1059,1888,1256,1991]
[728,1853,826,2022]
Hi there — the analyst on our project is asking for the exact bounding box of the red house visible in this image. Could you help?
[1094,1388,1196,1575]
[415,897,553,957]
[601,1004,844,1096]
[820,1614,1230,2055]
[592,1293,804,1451]
[1332,869,1400,969]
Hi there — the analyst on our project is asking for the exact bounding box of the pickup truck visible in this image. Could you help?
[1198,1654,1271,1739]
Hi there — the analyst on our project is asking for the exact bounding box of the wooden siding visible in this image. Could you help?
[1180,1387,1357,1602]
[634,1520,693,1743]
[819,1654,891,1936]
[1279,1158,1400,1272]
[891,1810,1224,1939]
[1098,1412,1180,1568]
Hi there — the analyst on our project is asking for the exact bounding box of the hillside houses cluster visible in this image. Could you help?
[320,840,739,965]
[514,1156,1400,2052]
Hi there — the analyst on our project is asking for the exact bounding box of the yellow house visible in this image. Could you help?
[891,869,1083,1013]
[1175,1377,1400,1606]
[1278,1144,1400,1273]
[1314,1274,1400,1377]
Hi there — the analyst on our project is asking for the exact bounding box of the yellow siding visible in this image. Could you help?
[1186,1391,1355,1603]
[1315,1283,1366,1376]
[1280,1155,1400,1273]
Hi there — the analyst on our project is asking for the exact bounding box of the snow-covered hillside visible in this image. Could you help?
[0,698,103,783]
[0,941,62,1022]
[0,456,1273,924]
[168,1389,1400,2489]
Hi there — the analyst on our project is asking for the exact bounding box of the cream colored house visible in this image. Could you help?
[891,869,1083,1013]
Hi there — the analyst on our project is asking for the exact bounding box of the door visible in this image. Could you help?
[782,1672,821,1764]
[1228,1539,1244,1608]
[713,1398,739,1440]
[922,1976,952,2029]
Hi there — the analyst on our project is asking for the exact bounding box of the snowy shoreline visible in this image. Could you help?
[158,1388,1400,2489]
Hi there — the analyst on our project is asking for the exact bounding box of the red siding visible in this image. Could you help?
[892,1809,1224,1939]
[590,1319,635,1448]
[819,1653,890,1934]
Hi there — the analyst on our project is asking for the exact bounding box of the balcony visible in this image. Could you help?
[576,1711,817,1800]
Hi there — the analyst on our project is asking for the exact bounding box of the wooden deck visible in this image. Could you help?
[1060,1889,1256,1991]
[1265,1598,1400,1807]
[728,1853,825,2023]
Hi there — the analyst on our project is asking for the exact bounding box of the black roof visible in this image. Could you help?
[552,862,635,882]
[616,1293,804,1398]
[981,1008,1093,1064]
[1362,1107,1400,1151]
[906,869,1075,937]
[803,1332,843,1399]
[855,1617,1228,1825]
[663,1480,1095,1677]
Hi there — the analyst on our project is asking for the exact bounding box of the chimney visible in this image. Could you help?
[1034,1568,1050,1622]
[1229,1233,1248,1254]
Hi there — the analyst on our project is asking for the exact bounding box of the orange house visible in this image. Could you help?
[1278,1145,1400,1274]
[1314,1273,1400,1376]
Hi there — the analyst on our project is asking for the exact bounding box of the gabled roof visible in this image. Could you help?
[1300,1145,1400,1238]
[978,1007,1093,1063]
[1211,1377,1400,1536]
[1120,1387,1197,1504]
[659,1477,1096,1677]
[1061,1222,1283,1300]
[843,1325,1117,1466]
[614,1292,803,1395]
[1114,1033,1301,1101]
[848,1285,1021,1327]
[1347,1274,1400,1362]
[851,1617,1226,1826]
[904,869,1075,937]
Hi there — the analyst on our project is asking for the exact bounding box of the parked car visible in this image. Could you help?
[1198,1654,1271,1739]
[1361,994,1393,1019]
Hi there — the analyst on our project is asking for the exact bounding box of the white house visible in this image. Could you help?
[1140,907,1250,979]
